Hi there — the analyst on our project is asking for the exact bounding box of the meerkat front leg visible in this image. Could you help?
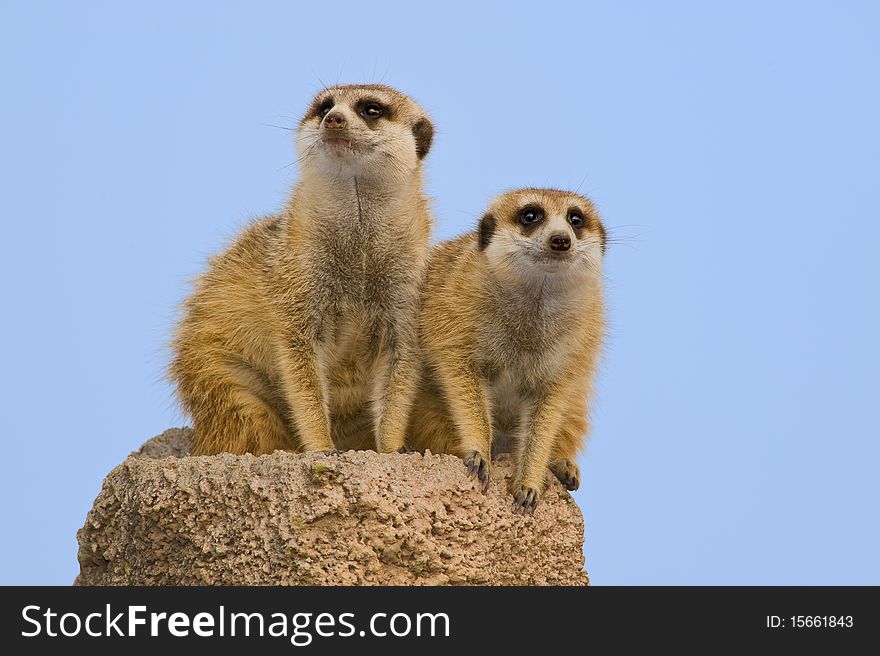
[371,277,422,453]
[510,381,574,512]
[276,335,335,452]
[430,359,494,491]
[548,396,589,491]
[374,329,420,453]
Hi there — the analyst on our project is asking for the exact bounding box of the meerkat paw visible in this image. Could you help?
[512,485,540,514]
[549,458,580,491]
[397,445,416,454]
[462,450,491,492]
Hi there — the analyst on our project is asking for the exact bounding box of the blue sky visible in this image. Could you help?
[1,1,878,584]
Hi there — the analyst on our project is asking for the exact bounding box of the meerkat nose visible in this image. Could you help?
[323,111,347,130]
[549,234,572,252]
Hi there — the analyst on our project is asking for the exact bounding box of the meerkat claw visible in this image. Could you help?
[463,450,491,492]
[513,486,539,514]
[549,458,581,491]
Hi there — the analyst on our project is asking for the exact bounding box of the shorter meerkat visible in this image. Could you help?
[406,188,606,511]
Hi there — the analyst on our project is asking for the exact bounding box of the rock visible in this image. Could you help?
[75,428,589,585]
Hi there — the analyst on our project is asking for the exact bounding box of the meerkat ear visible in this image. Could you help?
[412,117,434,160]
[478,213,497,250]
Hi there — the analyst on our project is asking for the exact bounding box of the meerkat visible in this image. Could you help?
[170,84,434,456]
[406,188,606,512]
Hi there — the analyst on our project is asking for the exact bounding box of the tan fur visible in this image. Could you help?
[170,85,434,455]
[406,188,606,511]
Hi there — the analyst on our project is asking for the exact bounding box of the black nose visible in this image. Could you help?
[323,111,346,130]
[549,234,571,252]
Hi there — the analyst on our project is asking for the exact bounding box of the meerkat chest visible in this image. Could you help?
[315,229,416,299]
[479,305,572,371]
[478,301,578,406]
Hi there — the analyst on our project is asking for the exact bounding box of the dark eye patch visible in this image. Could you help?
[568,207,585,237]
[308,96,334,120]
[517,205,544,235]
[356,98,389,120]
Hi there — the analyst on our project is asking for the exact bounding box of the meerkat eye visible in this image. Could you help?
[568,211,585,228]
[360,103,385,119]
[518,207,544,226]
[317,101,333,118]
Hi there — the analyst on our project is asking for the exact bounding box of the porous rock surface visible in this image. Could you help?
[75,428,589,585]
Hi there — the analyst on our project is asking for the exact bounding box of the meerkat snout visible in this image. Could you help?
[549,233,571,251]
[322,111,347,130]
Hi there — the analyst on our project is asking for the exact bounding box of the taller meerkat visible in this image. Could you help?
[171,84,434,455]
[406,189,606,511]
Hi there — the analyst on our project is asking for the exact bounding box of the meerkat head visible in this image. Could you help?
[296,84,434,184]
[477,188,606,283]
